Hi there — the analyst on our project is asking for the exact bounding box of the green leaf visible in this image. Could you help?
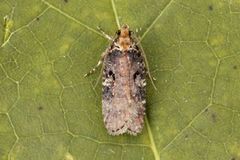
[0,0,240,160]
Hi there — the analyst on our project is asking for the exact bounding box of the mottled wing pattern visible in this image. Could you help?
[127,48,146,135]
[102,46,146,136]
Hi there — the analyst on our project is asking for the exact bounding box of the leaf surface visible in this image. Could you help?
[0,0,240,160]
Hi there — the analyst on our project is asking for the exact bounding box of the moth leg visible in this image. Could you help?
[97,26,113,41]
[84,51,107,77]
[146,71,157,81]
[94,64,104,88]
[136,37,158,91]
[143,51,158,91]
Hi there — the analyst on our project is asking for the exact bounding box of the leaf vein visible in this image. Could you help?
[41,0,105,39]
[1,7,49,48]
[140,0,175,42]
[160,104,211,154]
[145,116,160,160]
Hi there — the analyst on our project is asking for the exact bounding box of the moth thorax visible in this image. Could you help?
[119,37,131,51]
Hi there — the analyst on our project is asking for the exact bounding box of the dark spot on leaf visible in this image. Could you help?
[36,17,40,21]
[231,157,235,160]
[38,106,43,111]
[208,5,213,11]
[211,113,217,122]
[204,108,208,112]
[233,65,237,70]
[64,0,68,3]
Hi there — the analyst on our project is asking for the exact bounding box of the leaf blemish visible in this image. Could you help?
[64,152,74,160]
[233,65,237,70]
[64,0,68,3]
[36,17,40,21]
[208,5,213,11]
[38,106,43,111]
[2,15,13,46]
[211,113,217,123]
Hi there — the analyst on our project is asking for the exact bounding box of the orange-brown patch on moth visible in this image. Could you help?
[118,25,131,51]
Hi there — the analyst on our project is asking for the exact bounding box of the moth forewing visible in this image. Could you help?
[102,25,146,135]
[85,25,151,136]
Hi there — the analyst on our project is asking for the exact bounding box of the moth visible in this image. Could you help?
[85,25,154,136]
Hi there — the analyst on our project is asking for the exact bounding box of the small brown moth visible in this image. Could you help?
[85,25,152,136]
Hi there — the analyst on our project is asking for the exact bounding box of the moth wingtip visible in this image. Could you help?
[107,131,124,136]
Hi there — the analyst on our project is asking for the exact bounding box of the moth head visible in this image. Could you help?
[116,24,132,38]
